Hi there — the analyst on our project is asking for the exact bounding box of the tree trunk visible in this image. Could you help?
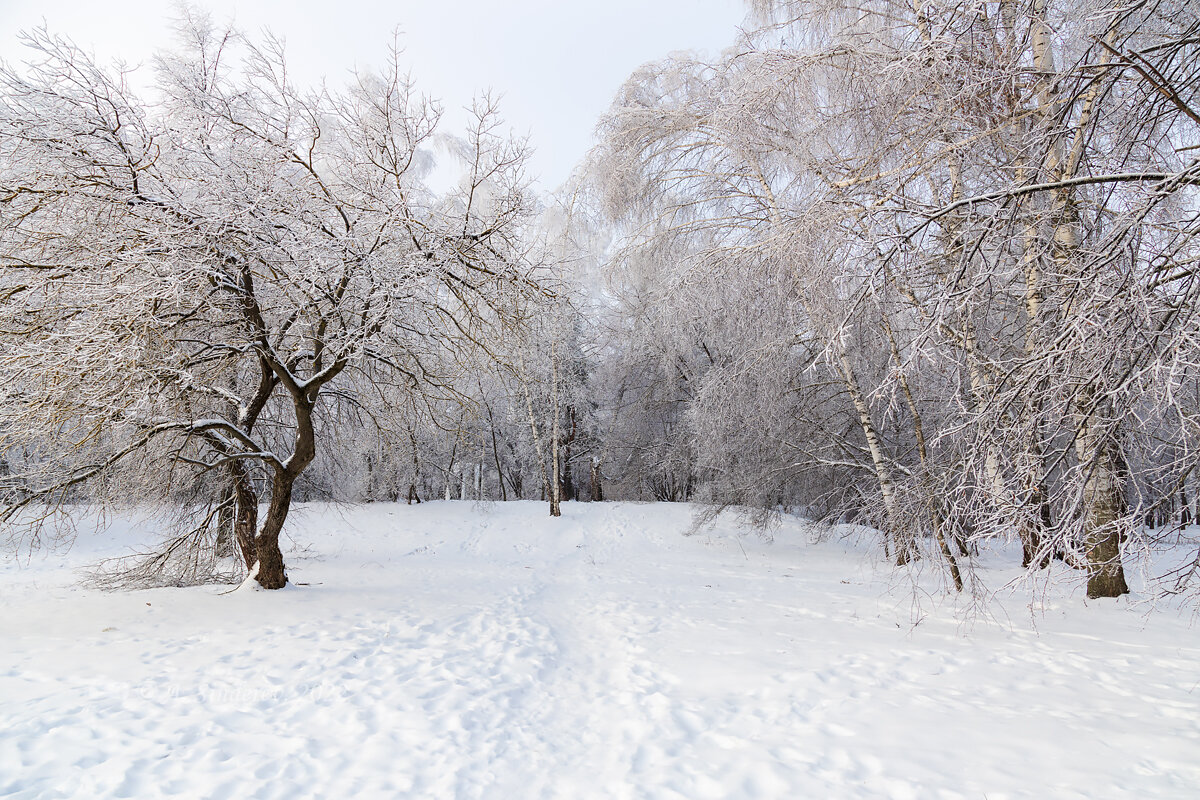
[254,477,291,590]
[590,458,604,502]
[215,485,236,557]
[932,501,964,593]
[408,427,422,505]
[1018,196,1053,571]
[881,312,960,588]
[248,362,324,589]
[365,451,375,502]
[562,406,577,501]
[523,382,551,504]
[231,461,259,573]
[490,423,507,501]
[1018,455,1052,569]
[1075,404,1130,598]
[550,343,562,517]
[444,439,458,502]
[838,353,902,561]
[518,351,552,507]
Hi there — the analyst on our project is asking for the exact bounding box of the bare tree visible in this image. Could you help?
[0,18,541,587]
[588,0,1200,600]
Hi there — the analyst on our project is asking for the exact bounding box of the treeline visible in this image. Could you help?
[582,0,1200,598]
[2,1,1199,601]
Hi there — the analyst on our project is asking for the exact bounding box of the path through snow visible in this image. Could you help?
[2,502,1198,798]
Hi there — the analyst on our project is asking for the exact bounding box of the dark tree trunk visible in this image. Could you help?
[255,540,287,589]
[1081,436,1130,599]
[485,404,508,502]
[1016,437,1052,569]
[1020,477,1053,569]
[562,454,574,501]
[246,365,325,589]
[550,444,562,517]
[232,462,259,573]
[254,475,293,590]
[215,485,236,557]
[365,452,375,502]
[408,427,423,504]
[549,353,562,518]
[491,435,507,502]
[590,459,603,502]
[952,518,972,557]
[561,406,577,501]
[933,505,963,592]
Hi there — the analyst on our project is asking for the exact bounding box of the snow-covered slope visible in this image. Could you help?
[2,501,1197,798]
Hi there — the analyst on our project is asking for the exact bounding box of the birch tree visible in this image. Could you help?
[591,0,1199,598]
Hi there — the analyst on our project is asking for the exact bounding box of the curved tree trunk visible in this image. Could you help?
[254,473,294,590]
[837,353,904,562]
[247,356,329,588]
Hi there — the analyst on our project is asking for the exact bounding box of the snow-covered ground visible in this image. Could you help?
[2,501,1198,799]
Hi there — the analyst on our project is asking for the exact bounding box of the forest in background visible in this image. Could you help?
[1,0,1198,601]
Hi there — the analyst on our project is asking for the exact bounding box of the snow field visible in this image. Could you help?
[2,501,1198,798]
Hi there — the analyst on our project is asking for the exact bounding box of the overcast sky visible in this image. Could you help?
[0,1,746,191]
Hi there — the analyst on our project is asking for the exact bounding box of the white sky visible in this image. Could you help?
[0,1,746,191]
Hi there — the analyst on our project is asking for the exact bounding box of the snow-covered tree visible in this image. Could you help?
[0,17,542,588]
[589,0,1200,598]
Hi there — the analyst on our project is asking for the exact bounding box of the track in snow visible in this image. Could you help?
[2,501,1198,799]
